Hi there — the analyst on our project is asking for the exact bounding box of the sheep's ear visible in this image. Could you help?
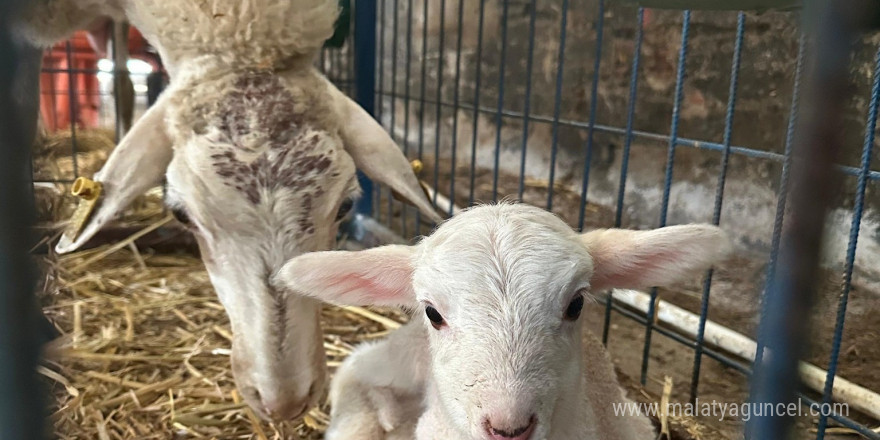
[275,245,417,308]
[55,93,174,254]
[329,81,444,224]
[579,225,732,292]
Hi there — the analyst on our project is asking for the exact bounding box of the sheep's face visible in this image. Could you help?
[411,206,591,440]
[55,68,443,422]
[163,138,359,422]
[277,203,731,440]
[159,71,361,421]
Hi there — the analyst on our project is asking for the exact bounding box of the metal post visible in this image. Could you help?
[111,20,132,141]
[0,5,49,438]
[353,0,376,216]
[746,1,879,439]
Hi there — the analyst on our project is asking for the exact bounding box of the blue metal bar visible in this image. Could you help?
[641,10,691,386]
[604,7,644,346]
[468,0,487,207]
[518,0,539,201]
[433,0,447,212]
[390,0,399,137]
[658,11,690,229]
[749,32,806,394]
[690,12,745,404]
[348,22,356,95]
[491,0,510,202]
[387,0,400,226]
[614,9,644,230]
[576,0,605,229]
[353,0,377,216]
[64,41,80,178]
[377,89,880,181]
[449,0,465,217]
[546,0,571,211]
[376,0,386,121]
[401,0,415,238]
[415,0,429,235]
[815,43,880,440]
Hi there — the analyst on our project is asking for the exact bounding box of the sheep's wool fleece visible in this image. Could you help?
[126,0,339,73]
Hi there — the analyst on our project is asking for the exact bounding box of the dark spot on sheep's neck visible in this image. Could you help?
[267,282,289,357]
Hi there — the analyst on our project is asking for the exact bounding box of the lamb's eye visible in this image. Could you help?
[425,305,445,330]
[335,198,354,221]
[564,295,585,321]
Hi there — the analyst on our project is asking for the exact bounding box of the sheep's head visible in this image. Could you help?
[55,71,442,421]
[277,203,732,439]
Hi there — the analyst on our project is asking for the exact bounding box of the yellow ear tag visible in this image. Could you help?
[63,177,103,243]
[391,159,432,205]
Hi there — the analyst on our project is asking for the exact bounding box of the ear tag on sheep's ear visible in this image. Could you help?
[63,177,103,243]
[391,159,433,207]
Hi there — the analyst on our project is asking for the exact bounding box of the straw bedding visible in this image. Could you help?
[37,223,705,440]
[32,130,705,440]
[38,226,410,440]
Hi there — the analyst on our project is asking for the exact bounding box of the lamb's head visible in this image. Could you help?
[54,72,442,421]
[277,203,731,439]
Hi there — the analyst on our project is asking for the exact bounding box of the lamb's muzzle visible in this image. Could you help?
[484,414,537,440]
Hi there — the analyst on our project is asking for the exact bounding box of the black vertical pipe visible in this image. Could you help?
[746,1,879,439]
[353,0,377,216]
[0,4,49,439]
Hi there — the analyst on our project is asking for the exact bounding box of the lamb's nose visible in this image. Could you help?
[485,415,537,440]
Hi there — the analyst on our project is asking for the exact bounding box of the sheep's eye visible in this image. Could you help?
[564,295,585,321]
[425,305,445,330]
[170,207,191,226]
[335,198,354,221]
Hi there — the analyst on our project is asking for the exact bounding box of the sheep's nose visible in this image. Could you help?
[484,415,537,440]
[262,395,309,422]
[242,381,318,422]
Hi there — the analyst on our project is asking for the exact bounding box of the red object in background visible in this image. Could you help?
[39,24,156,132]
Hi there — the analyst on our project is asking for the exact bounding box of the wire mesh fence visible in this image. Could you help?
[16,0,880,438]
[362,1,880,439]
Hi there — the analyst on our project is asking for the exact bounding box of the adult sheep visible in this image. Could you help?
[14,0,441,422]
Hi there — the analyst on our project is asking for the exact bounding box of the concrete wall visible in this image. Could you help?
[372,1,880,289]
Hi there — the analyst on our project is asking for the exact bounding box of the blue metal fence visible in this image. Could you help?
[11,0,880,438]
[348,1,880,439]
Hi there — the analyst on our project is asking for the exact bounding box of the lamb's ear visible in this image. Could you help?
[55,94,173,254]
[274,245,417,308]
[328,81,444,224]
[579,224,732,292]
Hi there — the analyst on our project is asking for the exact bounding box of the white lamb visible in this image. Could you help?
[276,203,732,440]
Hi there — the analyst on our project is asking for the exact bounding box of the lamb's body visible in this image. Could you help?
[328,311,655,440]
[278,203,731,440]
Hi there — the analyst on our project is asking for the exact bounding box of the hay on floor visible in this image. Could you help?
[38,227,409,440]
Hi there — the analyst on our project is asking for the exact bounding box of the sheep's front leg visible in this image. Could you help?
[326,320,428,440]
